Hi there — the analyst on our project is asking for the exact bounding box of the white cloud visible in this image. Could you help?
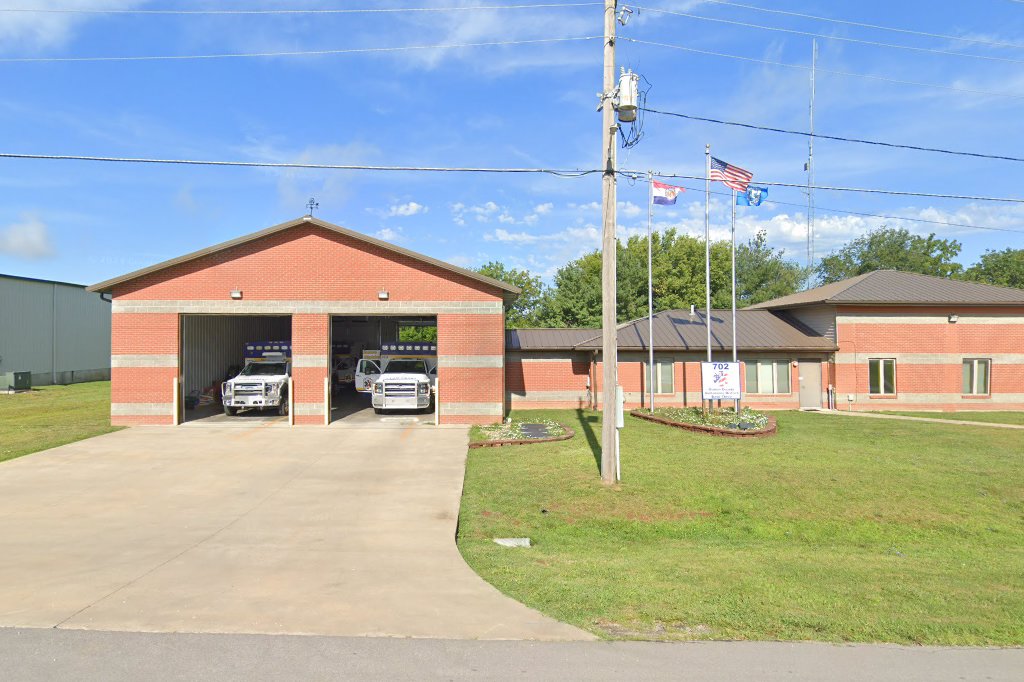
[0,1,145,54]
[0,214,54,259]
[618,201,643,218]
[451,200,501,225]
[387,201,427,217]
[374,227,401,242]
[534,202,554,215]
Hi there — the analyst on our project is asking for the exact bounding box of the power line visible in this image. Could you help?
[622,174,1024,234]
[0,3,601,15]
[641,107,1024,163]
[627,170,1024,204]
[634,5,1024,65]
[0,152,600,177]
[1,149,1018,204]
[621,37,1024,101]
[0,36,600,63]
[697,0,1024,51]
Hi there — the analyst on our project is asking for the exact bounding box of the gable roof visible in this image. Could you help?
[87,215,520,297]
[750,270,1024,309]
[507,309,835,352]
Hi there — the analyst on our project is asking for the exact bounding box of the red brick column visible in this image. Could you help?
[291,313,330,425]
[436,312,504,424]
[110,312,179,425]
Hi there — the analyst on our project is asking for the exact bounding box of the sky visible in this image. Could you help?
[1,0,1023,287]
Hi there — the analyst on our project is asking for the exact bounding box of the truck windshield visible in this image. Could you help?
[240,362,287,376]
[385,360,427,374]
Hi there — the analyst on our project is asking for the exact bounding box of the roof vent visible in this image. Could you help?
[689,304,696,316]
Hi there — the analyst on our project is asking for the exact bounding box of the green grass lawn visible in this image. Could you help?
[457,409,1024,644]
[878,411,1024,426]
[0,382,121,463]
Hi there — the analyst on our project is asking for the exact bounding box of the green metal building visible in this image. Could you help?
[0,273,111,386]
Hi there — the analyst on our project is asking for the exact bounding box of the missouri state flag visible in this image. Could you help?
[652,180,685,205]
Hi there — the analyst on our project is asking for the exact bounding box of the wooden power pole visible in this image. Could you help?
[600,0,618,484]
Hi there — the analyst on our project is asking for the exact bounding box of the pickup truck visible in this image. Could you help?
[370,358,435,414]
[222,354,290,416]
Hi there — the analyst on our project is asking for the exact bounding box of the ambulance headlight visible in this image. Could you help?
[418,382,429,396]
[373,382,383,394]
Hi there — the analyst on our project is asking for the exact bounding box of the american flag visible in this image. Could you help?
[710,156,753,192]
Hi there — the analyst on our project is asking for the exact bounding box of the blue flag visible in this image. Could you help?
[736,185,768,206]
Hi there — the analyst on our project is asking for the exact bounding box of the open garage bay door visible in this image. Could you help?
[180,314,291,424]
[330,315,437,425]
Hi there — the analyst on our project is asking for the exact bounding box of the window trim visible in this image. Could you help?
[962,358,991,396]
[868,358,897,396]
[644,357,675,395]
[744,359,792,396]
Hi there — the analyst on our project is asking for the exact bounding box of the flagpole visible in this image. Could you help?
[647,170,655,413]
[704,145,712,413]
[731,188,740,415]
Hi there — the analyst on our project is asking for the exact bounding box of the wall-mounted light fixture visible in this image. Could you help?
[230,290,243,300]
[378,290,389,301]
[948,314,959,323]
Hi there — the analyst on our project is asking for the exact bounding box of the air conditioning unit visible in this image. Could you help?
[0,372,32,391]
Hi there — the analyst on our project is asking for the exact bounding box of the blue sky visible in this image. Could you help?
[1,0,1023,286]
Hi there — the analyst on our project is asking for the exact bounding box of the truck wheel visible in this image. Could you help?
[223,405,237,416]
[278,394,289,416]
[373,407,383,415]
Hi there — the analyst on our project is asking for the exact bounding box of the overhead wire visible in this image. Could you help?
[698,0,1024,51]
[0,152,601,177]
[620,175,1024,235]
[641,108,1024,163]
[634,5,1024,65]
[0,150,1020,204]
[626,170,1024,204]
[621,37,1024,101]
[0,36,601,63]
[0,2,602,15]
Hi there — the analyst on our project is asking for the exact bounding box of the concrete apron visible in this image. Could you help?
[0,426,590,641]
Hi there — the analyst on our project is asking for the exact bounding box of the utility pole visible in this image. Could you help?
[806,39,817,280]
[600,0,618,485]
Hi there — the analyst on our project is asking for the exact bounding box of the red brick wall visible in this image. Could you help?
[115,224,500,302]
[836,305,1024,411]
[109,223,507,426]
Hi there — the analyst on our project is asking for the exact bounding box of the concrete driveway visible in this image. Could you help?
[0,425,590,641]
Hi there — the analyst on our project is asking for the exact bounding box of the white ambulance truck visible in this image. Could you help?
[355,342,437,413]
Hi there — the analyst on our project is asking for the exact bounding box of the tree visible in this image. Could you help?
[815,227,963,284]
[536,228,783,326]
[734,230,805,306]
[962,248,1024,289]
[475,261,548,327]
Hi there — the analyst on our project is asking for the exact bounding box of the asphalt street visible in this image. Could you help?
[2,628,1021,681]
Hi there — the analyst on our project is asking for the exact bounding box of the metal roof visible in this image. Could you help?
[750,270,1024,309]
[507,309,835,352]
[506,328,600,351]
[87,215,521,297]
[1,272,90,289]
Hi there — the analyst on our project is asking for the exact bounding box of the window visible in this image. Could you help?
[744,360,791,394]
[868,359,896,395]
[962,359,990,395]
[644,358,674,394]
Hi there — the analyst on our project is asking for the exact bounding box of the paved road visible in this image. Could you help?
[0,425,587,640]
[1,629,1021,681]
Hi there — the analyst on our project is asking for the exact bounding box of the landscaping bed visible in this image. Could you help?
[469,418,574,448]
[632,406,776,437]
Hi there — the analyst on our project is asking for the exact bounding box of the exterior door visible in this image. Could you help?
[798,359,822,410]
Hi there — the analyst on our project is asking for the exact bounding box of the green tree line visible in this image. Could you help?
[477,227,1024,329]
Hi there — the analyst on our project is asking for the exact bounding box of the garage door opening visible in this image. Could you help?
[180,314,292,425]
[329,315,437,425]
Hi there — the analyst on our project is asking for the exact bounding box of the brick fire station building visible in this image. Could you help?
[90,217,1024,426]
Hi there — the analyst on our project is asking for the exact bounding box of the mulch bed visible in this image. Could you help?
[469,423,576,449]
[630,410,777,438]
